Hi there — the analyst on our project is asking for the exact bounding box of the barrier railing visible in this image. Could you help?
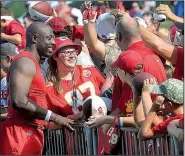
[43,126,184,155]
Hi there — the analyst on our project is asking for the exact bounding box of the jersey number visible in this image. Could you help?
[64,81,96,114]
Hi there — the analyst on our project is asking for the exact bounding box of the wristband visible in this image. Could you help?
[117,117,123,129]
[114,116,119,126]
[44,110,52,122]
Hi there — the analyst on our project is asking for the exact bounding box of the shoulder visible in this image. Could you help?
[10,56,36,76]
[9,20,24,28]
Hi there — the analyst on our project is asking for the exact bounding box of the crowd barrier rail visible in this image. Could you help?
[43,125,184,155]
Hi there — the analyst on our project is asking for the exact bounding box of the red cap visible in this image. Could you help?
[111,51,143,74]
[72,25,84,41]
[48,37,82,65]
[47,17,69,32]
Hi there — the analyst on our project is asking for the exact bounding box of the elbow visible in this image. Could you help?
[15,38,22,44]
[137,130,148,140]
[11,96,24,109]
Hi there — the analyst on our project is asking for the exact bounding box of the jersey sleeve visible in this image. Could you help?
[91,67,105,90]
[152,114,184,134]
[9,23,25,36]
[173,47,184,81]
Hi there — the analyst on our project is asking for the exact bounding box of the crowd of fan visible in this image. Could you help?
[0,1,184,155]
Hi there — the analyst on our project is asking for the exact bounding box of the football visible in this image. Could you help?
[82,95,107,120]
[29,1,53,21]
[132,72,154,94]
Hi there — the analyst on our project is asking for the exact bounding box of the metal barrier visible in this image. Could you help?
[43,126,184,155]
[43,126,98,155]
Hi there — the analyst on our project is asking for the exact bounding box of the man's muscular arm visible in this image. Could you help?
[9,58,74,130]
[9,58,49,119]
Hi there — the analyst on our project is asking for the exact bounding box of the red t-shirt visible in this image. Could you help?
[112,41,166,115]
[152,114,184,134]
[173,47,184,81]
[46,65,105,116]
[4,20,26,51]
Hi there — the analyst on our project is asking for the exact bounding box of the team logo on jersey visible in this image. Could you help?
[83,70,91,77]
[125,100,133,113]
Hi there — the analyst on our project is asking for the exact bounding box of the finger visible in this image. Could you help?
[155,10,167,15]
[68,119,75,124]
[66,123,74,131]
[143,79,147,86]
[88,116,96,120]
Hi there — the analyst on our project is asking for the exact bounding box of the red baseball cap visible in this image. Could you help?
[47,17,69,32]
[72,25,84,41]
[48,37,82,65]
[111,51,143,74]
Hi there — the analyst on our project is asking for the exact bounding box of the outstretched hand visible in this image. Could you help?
[53,115,75,131]
[85,115,107,128]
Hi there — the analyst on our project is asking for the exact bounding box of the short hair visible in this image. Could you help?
[54,26,72,39]
[1,6,11,16]
[142,11,160,30]
[23,12,32,21]
[164,64,174,79]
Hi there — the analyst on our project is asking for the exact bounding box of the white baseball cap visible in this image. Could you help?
[96,12,116,40]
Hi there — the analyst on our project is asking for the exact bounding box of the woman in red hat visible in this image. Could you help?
[46,37,105,118]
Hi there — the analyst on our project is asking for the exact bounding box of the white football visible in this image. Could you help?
[28,1,53,22]
[82,95,107,119]
[153,13,166,22]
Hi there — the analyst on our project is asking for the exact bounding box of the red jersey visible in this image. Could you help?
[173,47,184,81]
[46,65,105,115]
[152,114,183,134]
[7,51,48,126]
[3,20,26,50]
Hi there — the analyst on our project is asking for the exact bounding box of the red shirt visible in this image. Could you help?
[115,81,133,116]
[7,51,48,126]
[173,47,184,81]
[46,65,105,116]
[152,114,184,133]
[3,20,26,51]
[112,41,166,115]
[112,76,124,111]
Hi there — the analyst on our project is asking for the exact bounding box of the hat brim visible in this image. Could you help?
[48,43,82,65]
[149,85,163,94]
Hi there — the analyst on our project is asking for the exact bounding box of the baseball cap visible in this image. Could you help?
[111,51,143,74]
[72,25,84,41]
[47,17,69,33]
[96,12,116,40]
[175,22,184,30]
[149,78,183,104]
[48,37,81,65]
[1,42,19,57]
